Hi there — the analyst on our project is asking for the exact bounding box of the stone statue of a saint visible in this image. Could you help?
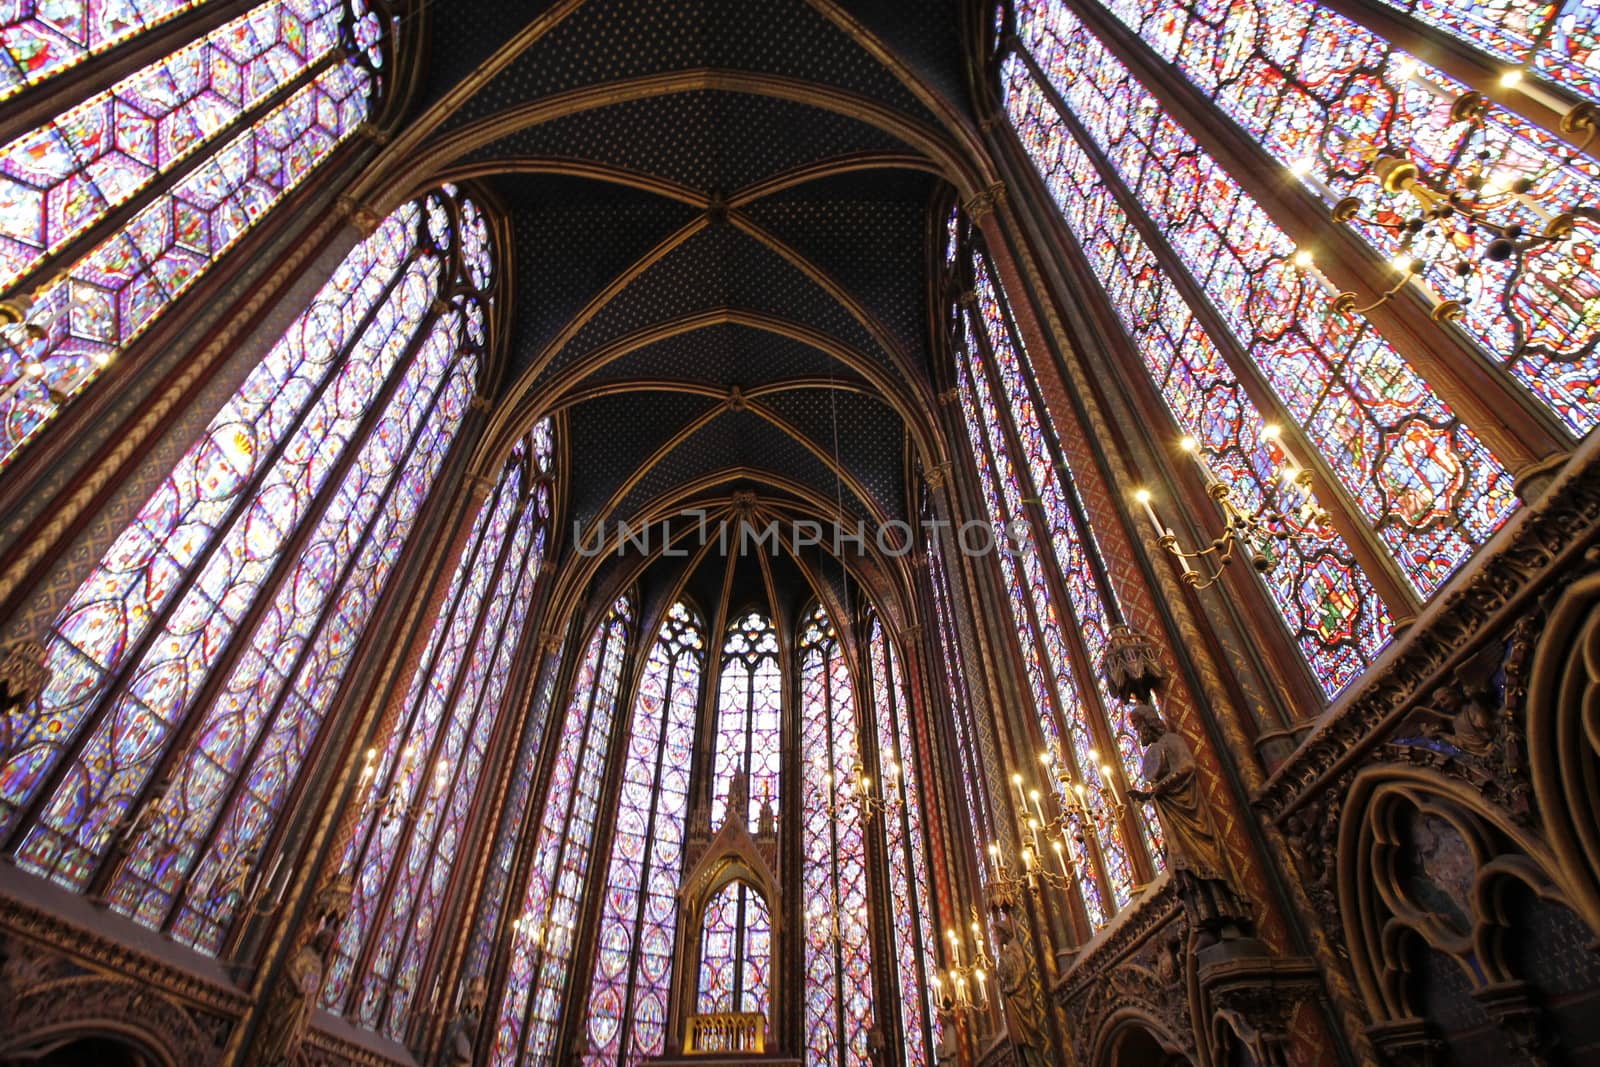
[992,909,1049,1067]
[256,923,334,1067]
[1125,702,1253,946]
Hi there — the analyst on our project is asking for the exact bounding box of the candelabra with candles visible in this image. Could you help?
[1289,62,1596,327]
[1135,431,1330,590]
[511,909,571,953]
[986,742,1125,901]
[0,287,108,408]
[355,741,451,829]
[831,758,902,821]
[930,908,992,1016]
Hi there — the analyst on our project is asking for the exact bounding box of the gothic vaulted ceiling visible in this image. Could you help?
[347,0,992,610]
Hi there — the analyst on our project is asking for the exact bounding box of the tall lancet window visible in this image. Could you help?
[583,600,704,1065]
[697,879,774,1017]
[1002,2,1526,695]
[1066,0,1600,436]
[322,423,555,1037]
[947,238,1161,926]
[0,184,490,954]
[0,0,392,469]
[865,615,938,1067]
[798,602,874,1067]
[711,610,781,825]
[493,594,633,1066]
[924,509,992,852]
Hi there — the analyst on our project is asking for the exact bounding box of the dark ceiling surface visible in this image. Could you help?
[408,0,977,607]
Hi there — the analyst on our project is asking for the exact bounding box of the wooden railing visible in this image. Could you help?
[683,1011,766,1054]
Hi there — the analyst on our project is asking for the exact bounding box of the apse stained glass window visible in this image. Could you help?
[583,601,704,1066]
[697,879,773,1018]
[970,249,1162,869]
[1008,3,1517,605]
[0,0,391,472]
[799,603,874,1067]
[492,595,633,1067]
[322,425,552,1039]
[468,645,562,985]
[0,185,490,956]
[950,334,1109,925]
[711,611,781,827]
[1080,0,1600,437]
[866,616,938,1067]
[924,500,992,848]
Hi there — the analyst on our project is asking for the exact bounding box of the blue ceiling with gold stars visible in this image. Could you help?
[404,0,981,603]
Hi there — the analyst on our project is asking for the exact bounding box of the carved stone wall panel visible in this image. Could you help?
[0,895,247,1065]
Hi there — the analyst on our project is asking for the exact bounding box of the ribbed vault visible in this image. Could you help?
[342,0,992,616]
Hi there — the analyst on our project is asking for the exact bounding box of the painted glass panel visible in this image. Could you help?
[491,596,632,1067]
[867,617,938,1067]
[0,200,422,831]
[0,10,377,472]
[710,611,780,827]
[325,451,522,1015]
[2,184,483,959]
[696,880,772,1017]
[1012,4,1517,599]
[799,604,874,1067]
[583,601,703,1066]
[11,253,446,892]
[0,0,215,99]
[955,320,1130,915]
[1001,61,1388,695]
[1375,0,1600,104]
[467,621,559,985]
[925,522,990,845]
[0,0,347,291]
[971,250,1163,867]
[1084,0,1600,436]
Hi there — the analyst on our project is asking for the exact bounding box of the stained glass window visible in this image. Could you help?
[711,611,781,827]
[492,594,633,1067]
[1081,0,1600,436]
[467,645,562,986]
[799,603,874,1067]
[320,423,553,1038]
[924,501,992,849]
[865,616,938,1067]
[0,185,489,956]
[1373,0,1600,105]
[697,879,772,1018]
[1002,3,1529,695]
[2,1,215,98]
[583,601,704,1066]
[0,0,390,472]
[975,250,1162,867]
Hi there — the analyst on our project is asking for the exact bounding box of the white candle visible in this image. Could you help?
[1135,489,1163,539]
